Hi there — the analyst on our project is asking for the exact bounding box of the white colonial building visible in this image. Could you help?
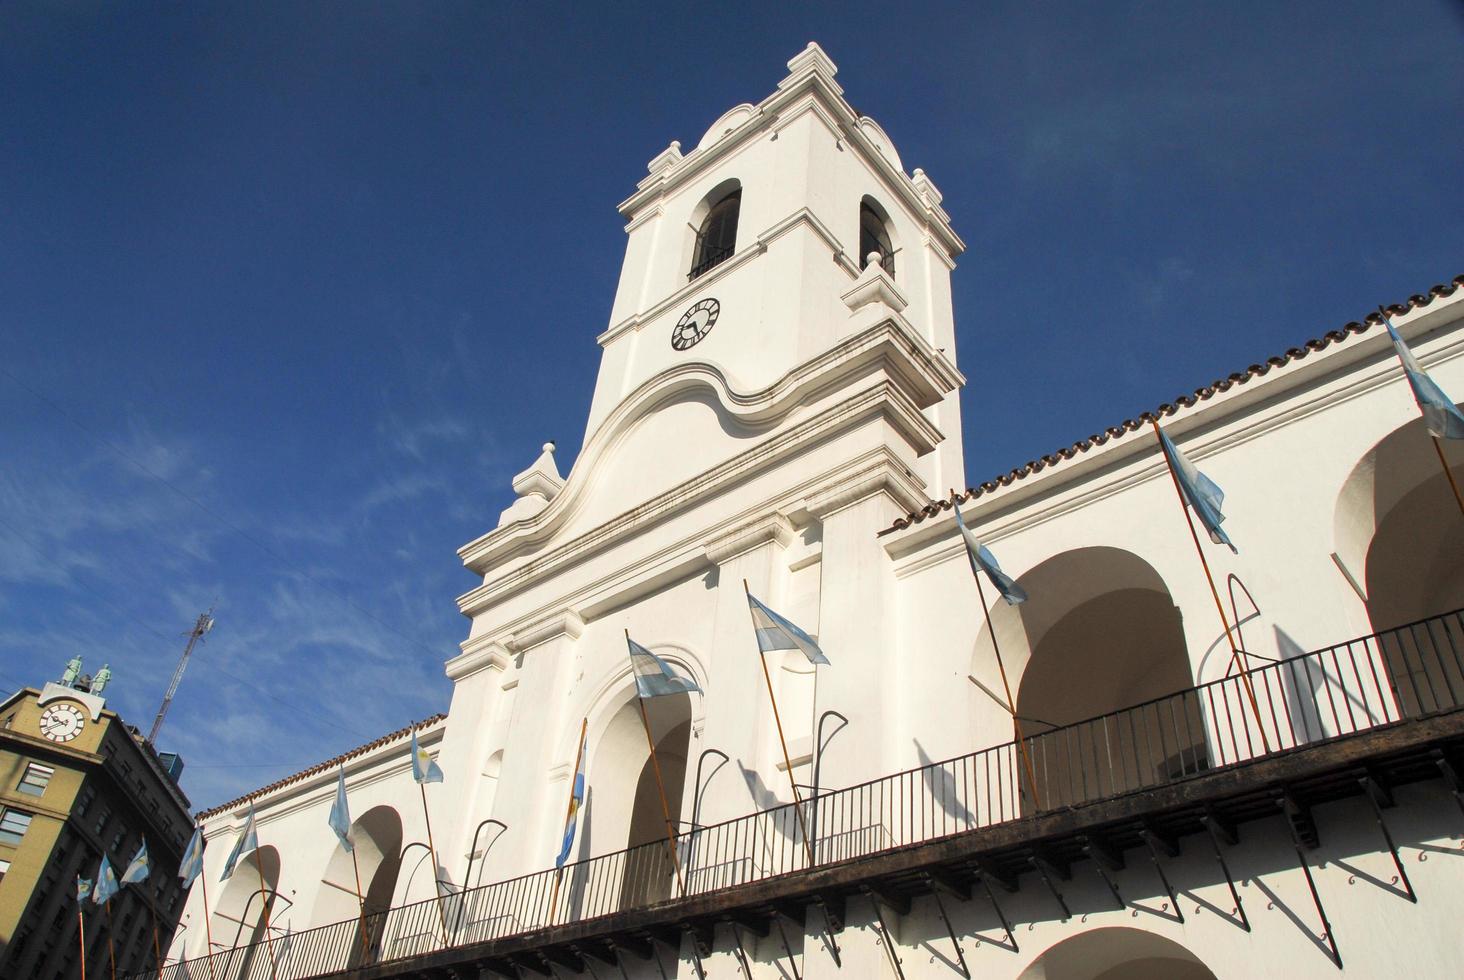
[167,45,1464,980]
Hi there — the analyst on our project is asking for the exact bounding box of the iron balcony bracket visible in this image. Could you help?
[1278,794,1342,970]
[1201,811,1250,932]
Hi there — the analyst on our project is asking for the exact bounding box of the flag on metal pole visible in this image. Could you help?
[629,638,703,697]
[1155,425,1237,553]
[328,767,353,851]
[952,500,1028,604]
[219,806,258,881]
[555,723,588,869]
[121,840,150,885]
[77,876,92,903]
[1384,316,1464,439]
[93,855,120,904]
[745,594,830,665]
[178,827,205,889]
[410,729,444,784]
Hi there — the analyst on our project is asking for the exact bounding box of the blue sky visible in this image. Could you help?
[2,2,1461,810]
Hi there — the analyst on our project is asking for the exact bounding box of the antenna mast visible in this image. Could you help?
[148,610,214,745]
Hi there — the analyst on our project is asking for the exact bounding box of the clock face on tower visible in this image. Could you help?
[39,702,86,742]
[671,298,720,351]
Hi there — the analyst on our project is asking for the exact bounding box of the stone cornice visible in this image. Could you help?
[457,379,941,616]
[804,448,929,520]
[506,609,586,654]
[446,636,513,681]
[703,512,795,566]
[461,316,959,576]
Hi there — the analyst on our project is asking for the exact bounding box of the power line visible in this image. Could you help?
[0,364,451,663]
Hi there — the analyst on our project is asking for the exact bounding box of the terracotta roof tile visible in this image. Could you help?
[884,274,1464,533]
[195,713,448,820]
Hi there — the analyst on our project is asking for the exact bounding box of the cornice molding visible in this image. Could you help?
[445,637,513,681]
[506,609,586,654]
[703,512,795,566]
[804,448,929,520]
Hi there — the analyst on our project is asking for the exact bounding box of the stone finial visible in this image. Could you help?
[780,42,842,95]
[498,441,565,527]
[646,141,683,176]
[911,168,943,208]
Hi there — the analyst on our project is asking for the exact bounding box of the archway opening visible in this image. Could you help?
[1336,415,1464,716]
[983,548,1200,811]
[1018,927,1217,980]
[211,844,280,974]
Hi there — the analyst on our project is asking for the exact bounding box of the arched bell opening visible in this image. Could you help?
[1017,926,1217,980]
[1335,414,1464,717]
[977,547,1201,813]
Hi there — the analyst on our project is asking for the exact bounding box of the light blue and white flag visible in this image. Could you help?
[745,594,829,665]
[555,727,587,869]
[1156,426,1237,553]
[76,876,92,903]
[328,766,353,852]
[410,729,443,784]
[952,500,1028,605]
[628,636,703,698]
[93,855,120,905]
[220,806,258,881]
[1385,316,1464,440]
[121,839,150,885]
[178,827,205,889]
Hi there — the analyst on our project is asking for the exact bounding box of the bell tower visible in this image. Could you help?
[584,43,967,495]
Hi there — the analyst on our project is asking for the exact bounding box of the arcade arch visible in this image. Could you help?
[308,805,404,965]
[977,547,1201,810]
[1017,927,1216,980]
[211,844,280,975]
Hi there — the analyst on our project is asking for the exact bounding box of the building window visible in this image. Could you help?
[75,785,96,817]
[109,829,125,854]
[0,808,34,846]
[92,806,110,838]
[0,858,10,882]
[18,762,55,797]
[858,199,895,276]
[690,188,740,280]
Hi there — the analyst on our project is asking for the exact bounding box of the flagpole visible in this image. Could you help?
[743,580,816,868]
[970,563,1044,812]
[349,847,372,964]
[625,634,687,896]
[198,875,218,980]
[1149,420,1269,751]
[549,717,588,924]
[1380,305,1464,518]
[75,886,87,980]
[418,782,451,945]
[104,897,117,980]
[256,861,279,980]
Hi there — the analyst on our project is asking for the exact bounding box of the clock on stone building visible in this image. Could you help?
[671,298,719,350]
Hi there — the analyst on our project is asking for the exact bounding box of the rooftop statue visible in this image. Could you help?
[61,655,83,687]
[92,663,112,695]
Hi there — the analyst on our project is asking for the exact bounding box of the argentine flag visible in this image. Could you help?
[121,840,150,885]
[952,500,1028,605]
[745,594,829,665]
[410,729,444,784]
[220,807,259,881]
[628,636,703,698]
[1385,316,1464,440]
[178,828,205,889]
[1156,426,1237,553]
[328,767,353,852]
[76,876,92,903]
[93,855,120,905]
[555,727,587,869]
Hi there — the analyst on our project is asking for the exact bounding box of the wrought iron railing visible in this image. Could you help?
[687,243,734,280]
[146,608,1464,980]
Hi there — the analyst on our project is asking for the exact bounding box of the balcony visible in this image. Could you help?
[146,608,1464,980]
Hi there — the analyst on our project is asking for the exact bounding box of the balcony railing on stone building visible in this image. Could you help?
[144,608,1464,980]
